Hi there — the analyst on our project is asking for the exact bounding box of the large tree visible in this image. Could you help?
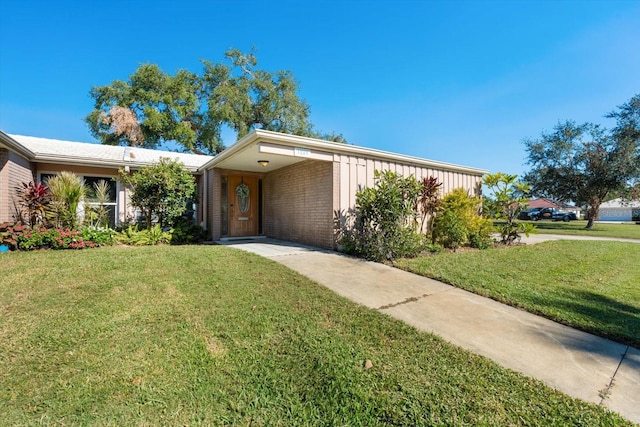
[86,64,217,154]
[85,49,339,155]
[523,94,640,229]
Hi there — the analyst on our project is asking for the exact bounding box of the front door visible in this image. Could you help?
[228,175,258,237]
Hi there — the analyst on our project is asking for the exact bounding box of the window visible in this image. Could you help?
[39,173,118,227]
[84,177,117,227]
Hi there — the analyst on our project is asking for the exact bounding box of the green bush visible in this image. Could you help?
[81,227,116,246]
[46,172,88,230]
[483,172,533,245]
[17,228,97,250]
[170,218,205,245]
[433,188,493,250]
[116,224,171,246]
[336,170,425,261]
[432,210,468,251]
[119,158,196,229]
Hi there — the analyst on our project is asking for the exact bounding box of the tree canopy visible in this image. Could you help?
[523,94,640,228]
[86,49,344,155]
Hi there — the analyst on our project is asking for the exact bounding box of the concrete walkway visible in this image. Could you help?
[519,233,640,245]
[218,238,640,424]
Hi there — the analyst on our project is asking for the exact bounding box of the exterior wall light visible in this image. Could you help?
[257,160,269,167]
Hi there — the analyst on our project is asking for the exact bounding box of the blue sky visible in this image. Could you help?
[1,0,639,177]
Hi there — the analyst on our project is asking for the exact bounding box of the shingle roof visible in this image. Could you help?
[7,134,213,171]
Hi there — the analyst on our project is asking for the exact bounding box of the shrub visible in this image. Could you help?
[16,228,97,250]
[433,188,493,250]
[170,218,205,245]
[483,172,534,245]
[119,158,196,229]
[432,210,468,251]
[116,224,171,246]
[81,227,117,246]
[47,172,88,229]
[0,222,27,250]
[14,182,51,227]
[336,170,425,261]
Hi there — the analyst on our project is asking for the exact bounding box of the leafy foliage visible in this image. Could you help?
[14,181,51,227]
[336,170,425,261]
[0,222,26,250]
[85,179,113,228]
[46,172,88,230]
[416,176,442,239]
[170,218,206,245]
[483,172,535,245]
[119,158,196,229]
[116,224,172,246]
[86,49,344,155]
[433,188,493,250]
[523,94,640,228]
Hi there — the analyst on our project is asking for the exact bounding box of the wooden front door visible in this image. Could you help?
[228,175,258,237]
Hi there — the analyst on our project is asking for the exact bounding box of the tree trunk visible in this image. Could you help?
[585,198,602,230]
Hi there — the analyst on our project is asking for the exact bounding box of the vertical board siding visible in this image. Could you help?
[337,154,483,214]
[0,150,35,223]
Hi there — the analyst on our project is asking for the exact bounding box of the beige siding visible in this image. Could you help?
[264,160,334,249]
[336,154,483,214]
[0,149,35,223]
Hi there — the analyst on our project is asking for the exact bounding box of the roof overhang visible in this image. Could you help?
[30,154,204,173]
[202,129,488,176]
[0,130,35,159]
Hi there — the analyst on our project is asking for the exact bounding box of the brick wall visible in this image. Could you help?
[0,149,35,223]
[264,160,334,249]
[209,169,221,241]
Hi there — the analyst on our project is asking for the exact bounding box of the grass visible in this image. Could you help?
[511,220,640,239]
[397,240,640,348]
[0,245,632,426]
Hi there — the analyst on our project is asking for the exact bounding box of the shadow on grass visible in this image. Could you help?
[527,288,640,350]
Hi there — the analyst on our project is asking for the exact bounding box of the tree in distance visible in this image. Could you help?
[523,94,640,229]
[86,49,345,155]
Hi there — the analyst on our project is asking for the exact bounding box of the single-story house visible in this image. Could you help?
[598,198,640,222]
[0,130,213,227]
[1,129,487,249]
[525,197,581,219]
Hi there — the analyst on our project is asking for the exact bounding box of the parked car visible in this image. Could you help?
[518,207,542,220]
[530,208,577,222]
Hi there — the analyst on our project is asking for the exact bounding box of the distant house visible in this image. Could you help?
[1,129,487,249]
[526,197,581,219]
[598,198,640,222]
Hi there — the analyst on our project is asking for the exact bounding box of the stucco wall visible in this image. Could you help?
[264,160,334,249]
[0,149,35,223]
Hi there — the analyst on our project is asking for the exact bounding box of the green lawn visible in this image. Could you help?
[0,246,631,425]
[397,240,640,348]
[513,220,640,239]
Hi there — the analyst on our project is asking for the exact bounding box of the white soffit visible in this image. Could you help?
[204,129,488,175]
